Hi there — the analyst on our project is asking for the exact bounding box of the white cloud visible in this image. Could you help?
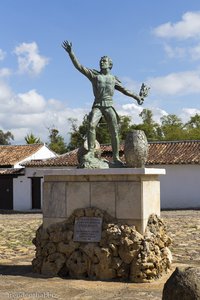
[14,42,49,75]
[0,78,88,144]
[153,12,200,61]
[148,70,200,95]
[180,107,200,122]
[120,72,200,97]
[0,49,6,61]
[149,107,168,124]
[0,68,12,77]
[164,43,200,61]
[0,48,199,145]
[189,43,200,61]
[153,11,200,40]
[116,103,168,125]
[164,44,186,59]
[117,102,200,126]
[0,76,199,144]
[0,80,13,103]
[15,90,46,114]
[117,103,143,123]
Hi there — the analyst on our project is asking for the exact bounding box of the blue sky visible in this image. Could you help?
[0,0,200,144]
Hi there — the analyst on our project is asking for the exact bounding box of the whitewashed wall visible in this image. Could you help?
[154,165,200,209]
[13,176,31,210]
[12,145,56,210]
[15,145,56,168]
[13,172,44,211]
[13,163,200,210]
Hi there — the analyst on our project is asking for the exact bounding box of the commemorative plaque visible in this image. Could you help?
[73,217,102,242]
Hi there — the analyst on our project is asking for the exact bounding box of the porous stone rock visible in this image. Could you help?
[124,130,148,168]
[162,267,200,300]
[77,140,102,164]
[77,140,109,169]
[32,208,172,282]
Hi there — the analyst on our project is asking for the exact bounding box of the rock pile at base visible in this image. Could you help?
[32,208,172,282]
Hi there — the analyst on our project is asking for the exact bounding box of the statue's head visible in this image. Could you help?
[99,56,113,70]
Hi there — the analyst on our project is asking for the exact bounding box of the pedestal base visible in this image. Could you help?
[41,168,165,234]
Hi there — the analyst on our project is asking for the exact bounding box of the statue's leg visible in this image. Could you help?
[88,108,102,153]
[103,107,121,163]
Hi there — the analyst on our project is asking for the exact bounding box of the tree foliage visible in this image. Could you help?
[0,130,14,145]
[184,114,200,140]
[160,114,186,141]
[67,116,88,151]
[1,110,199,151]
[119,115,134,141]
[67,114,139,150]
[135,109,161,140]
[47,128,67,154]
[66,110,200,149]
[25,133,42,144]
[186,113,200,129]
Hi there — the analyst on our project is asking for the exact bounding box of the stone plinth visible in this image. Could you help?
[39,168,165,234]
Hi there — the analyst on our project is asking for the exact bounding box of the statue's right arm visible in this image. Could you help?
[62,41,89,76]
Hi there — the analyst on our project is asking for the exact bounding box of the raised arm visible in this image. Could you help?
[115,81,144,105]
[62,41,89,76]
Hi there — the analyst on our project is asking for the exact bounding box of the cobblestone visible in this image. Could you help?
[161,210,200,267]
[0,210,199,300]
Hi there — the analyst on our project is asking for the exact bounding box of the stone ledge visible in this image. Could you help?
[35,167,166,177]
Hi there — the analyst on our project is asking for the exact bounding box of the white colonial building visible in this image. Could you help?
[147,140,200,209]
[0,144,56,210]
[24,140,200,210]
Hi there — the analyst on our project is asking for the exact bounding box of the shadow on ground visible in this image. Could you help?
[0,265,49,278]
[0,265,134,282]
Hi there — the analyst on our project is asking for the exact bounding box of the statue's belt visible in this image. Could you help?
[92,104,120,123]
[93,99,113,107]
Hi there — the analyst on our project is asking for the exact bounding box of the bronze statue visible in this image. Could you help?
[62,41,149,167]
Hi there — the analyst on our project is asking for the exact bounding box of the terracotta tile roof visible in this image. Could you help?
[0,168,24,175]
[23,149,78,167]
[24,140,200,167]
[0,144,44,166]
[147,140,200,165]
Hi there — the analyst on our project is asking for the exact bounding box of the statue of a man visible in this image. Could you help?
[62,41,145,165]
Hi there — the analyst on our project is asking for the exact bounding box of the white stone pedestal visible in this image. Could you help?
[41,168,165,234]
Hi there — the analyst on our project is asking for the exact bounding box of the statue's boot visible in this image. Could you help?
[112,156,124,167]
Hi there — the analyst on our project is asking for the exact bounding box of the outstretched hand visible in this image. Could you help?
[137,97,144,105]
[62,40,72,53]
[137,83,150,105]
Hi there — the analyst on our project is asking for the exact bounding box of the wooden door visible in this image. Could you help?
[31,177,41,209]
[0,177,13,209]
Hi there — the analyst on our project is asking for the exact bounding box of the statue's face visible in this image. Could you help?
[100,57,110,70]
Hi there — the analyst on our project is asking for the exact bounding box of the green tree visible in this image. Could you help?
[25,133,41,144]
[0,130,14,145]
[119,115,134,141]
[47,128,67,154]
[160,114,186,140]
[67,110,200,148]
[140,109,156,140]
[131,109,161,141]
[67,116,88,151]
[184,114,200,140]
[185,114,200,129]
[67,114,139,150]
[67,115,111,150]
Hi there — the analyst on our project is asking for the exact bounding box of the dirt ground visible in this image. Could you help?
[0,210,200,300]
